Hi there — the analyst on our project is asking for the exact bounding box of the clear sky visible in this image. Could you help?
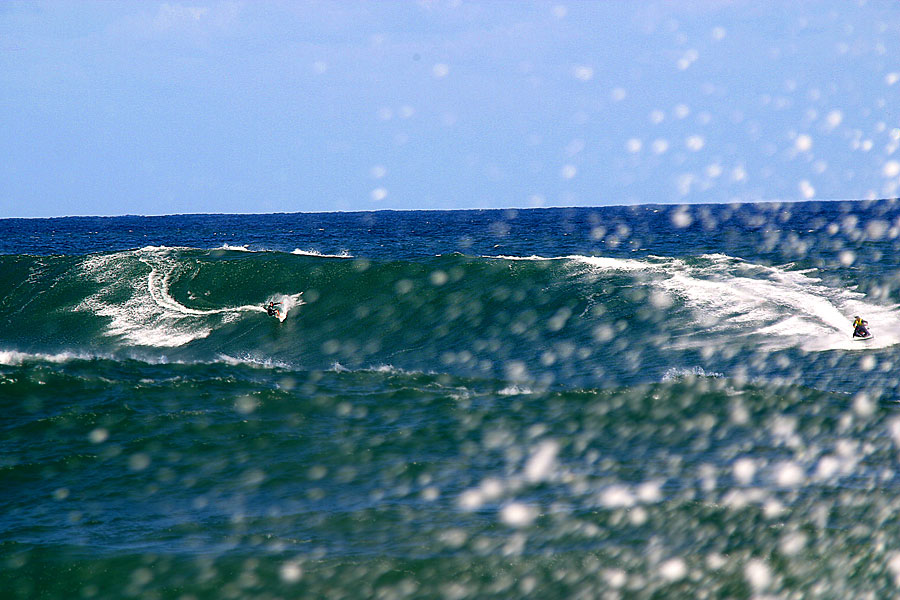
[1,0,899,217]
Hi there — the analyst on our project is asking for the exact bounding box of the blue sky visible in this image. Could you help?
[2,0,899,217]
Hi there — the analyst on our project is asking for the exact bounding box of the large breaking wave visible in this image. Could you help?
[1,246,897,389]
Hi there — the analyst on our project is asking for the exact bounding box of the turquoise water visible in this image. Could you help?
[4,202,900,598]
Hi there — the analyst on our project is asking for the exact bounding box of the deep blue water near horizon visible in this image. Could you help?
[4,200,900,598]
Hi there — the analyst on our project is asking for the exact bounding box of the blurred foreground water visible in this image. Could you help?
[4,202,900,598]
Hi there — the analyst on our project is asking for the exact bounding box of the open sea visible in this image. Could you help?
[5,200,900,599]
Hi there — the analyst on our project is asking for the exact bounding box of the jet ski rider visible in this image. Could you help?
[266,301,281,319]
[852,316,870,338]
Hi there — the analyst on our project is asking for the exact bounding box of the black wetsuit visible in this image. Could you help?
[266,304,279,317]
[854,322,870,337]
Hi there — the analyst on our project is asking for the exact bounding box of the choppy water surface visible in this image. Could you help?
[4,202,900,598]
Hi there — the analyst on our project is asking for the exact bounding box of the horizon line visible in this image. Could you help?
[2,196,898,220]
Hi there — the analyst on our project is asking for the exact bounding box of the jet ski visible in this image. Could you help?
[852,316,873,340]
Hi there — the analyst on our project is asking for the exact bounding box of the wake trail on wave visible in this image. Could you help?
[511,252,900,353]
[75,247,299,347]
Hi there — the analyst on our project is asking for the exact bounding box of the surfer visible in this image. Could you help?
[852,316,871,339]
[265,301,282,319]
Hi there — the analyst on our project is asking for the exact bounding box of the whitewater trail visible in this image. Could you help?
[565,253,900,352]
[75,247,300,347]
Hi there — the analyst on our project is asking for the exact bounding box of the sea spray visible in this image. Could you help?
[5,203,900,599]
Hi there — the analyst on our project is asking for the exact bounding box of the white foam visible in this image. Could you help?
[0,348,298,370]
[369,364,413,375]
[291,248,354,258]
[659,264,900,352]
[215,353,292,369]
[572,255,663,272]
[327,363,426,377]
[566,253,900,352]
[498,384,534,396]
[0,349,91,366]
[76,247,274,347]
[487,254,659,272]
[139,245,192,252]
[662,366,723,381]
[485,254,563,261]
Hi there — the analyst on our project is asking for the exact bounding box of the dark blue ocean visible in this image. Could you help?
[4,201,900,598]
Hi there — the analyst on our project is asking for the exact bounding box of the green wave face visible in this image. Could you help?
[0,248,661,384]
[2,246,896,392]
